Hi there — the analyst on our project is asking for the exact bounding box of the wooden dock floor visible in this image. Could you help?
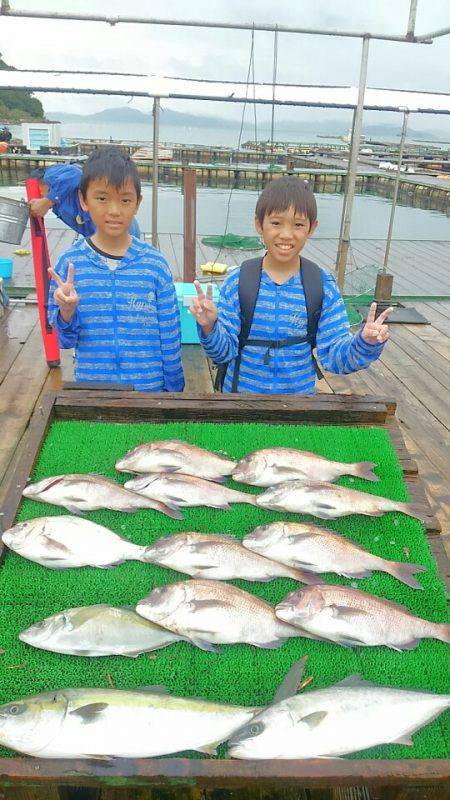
[2,228,450,296]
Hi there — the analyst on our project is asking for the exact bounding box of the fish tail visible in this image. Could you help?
[385,560,426,590]
[289,567,322,585]
[151,500,183,520]
[433,623,450,644]
[353,461,379,482]
[395,502,430,525]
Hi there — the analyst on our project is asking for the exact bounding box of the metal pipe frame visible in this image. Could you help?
[335,36,370,291]
[382,110,410,273]
[152,97,160,247]
[0,6,439,43]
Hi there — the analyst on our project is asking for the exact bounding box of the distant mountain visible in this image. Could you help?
[52,106,444,142]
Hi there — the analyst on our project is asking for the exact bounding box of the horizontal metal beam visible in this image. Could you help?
[0,7,435,43]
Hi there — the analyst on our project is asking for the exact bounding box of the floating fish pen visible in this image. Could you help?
[0,391,448,796]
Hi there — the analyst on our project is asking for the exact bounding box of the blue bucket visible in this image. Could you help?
[0,258,13,279]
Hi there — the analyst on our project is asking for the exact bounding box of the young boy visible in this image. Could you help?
[29,158,140,237]
[190,177,391,394]
[48,147,184,392]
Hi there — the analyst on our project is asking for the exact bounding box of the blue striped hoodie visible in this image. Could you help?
[48,237,184,392]
[199,265,384,394]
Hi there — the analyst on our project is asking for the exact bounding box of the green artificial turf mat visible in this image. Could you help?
[0,420,448,761]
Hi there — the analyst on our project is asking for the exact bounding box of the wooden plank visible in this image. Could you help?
[0,305,39,384]
[182,345,214,393]
[0,322,51,485]
[387,325,450,391]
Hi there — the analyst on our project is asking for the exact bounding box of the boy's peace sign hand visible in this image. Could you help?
[48,263,79,322]
[189,280,218,336]
[361,302,393,345]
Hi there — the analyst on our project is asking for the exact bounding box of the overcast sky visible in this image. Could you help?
[1,0,449,132]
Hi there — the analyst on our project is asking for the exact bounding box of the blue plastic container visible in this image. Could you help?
[0,258,13,280]
[175,282,220,344]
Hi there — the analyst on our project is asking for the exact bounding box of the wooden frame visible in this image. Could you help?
[0,390,448,793]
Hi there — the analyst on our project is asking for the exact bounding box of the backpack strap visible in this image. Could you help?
[230,258,263,392]
[299,257,324,378]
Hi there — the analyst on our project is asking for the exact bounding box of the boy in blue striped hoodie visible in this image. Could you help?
[48,148,184,391]
[191,177,392,394]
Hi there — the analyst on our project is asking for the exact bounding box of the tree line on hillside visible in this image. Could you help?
[0,52,44,123]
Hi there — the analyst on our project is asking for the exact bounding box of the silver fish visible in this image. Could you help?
[275,584,450,650]
[142,532,318,584]
[125,473,256,510]
[0,686,259,758]
[2,516,159,569]
[136,579,300,652]
[243,522,426,590]
[228,674,450,759]
[256,480,428,523]
[233,447,378,486]
[22,474,181,518]
[19,604,182,657]
[116,439,236,482]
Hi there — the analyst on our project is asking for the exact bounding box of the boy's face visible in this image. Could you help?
[255,205,318,269]
[79,177,141,240]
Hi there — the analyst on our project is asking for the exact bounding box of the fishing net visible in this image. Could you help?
[201,233,263,250]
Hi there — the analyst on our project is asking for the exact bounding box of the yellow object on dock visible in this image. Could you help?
[14,248,31,256]
[200,261,228,275]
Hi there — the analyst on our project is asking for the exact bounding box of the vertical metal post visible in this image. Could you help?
[270,27,278,165]
[152,96,160,247]
[407,0,418,39]
[335,35,370,291]
[183,168,197,282]
[337,108,356,246]
[383,109,409,272]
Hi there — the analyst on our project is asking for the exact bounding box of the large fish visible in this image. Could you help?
[275,584,450,650]
[22,474,181,518]
[2,516,161,569]
[243,522,426,590]
[116,439,236,482]
[142,532,318,584]
[19,604,182,657]
[136,579,301,652]
[228,673,450,759]
[255,480,428,523]
[125,473,256,510]
[233,447,378,486]
[0,686,260,758]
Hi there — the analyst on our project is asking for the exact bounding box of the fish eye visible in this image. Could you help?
[248,722,263,737]
[8,704,25,716]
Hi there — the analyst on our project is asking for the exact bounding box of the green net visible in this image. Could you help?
[201,234,263,250]
[0,420,448,761]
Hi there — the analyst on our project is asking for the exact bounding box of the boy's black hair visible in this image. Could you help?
[255,177,317,226]
[79,146,141,199]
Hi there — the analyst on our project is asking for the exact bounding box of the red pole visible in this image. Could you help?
[26,178,60,367]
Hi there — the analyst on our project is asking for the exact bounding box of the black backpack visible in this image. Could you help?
[214,256,324,392]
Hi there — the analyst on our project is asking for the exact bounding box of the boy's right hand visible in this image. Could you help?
[48,263,79,323]
[29,197,54,217]
[189,280,218,336]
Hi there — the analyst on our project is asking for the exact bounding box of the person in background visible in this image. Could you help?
[29,153,141,238]
[48,147,183,392]
[190,177,392,394]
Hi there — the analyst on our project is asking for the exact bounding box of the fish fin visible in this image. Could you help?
[295,710,328,729]
[330,604,368,619]
[39,476,65,492]
[334,674,374,688]
[291,568,322,585]
[70,702,109,723]
[271,656,308,704]
[258,638,288,649]
[165,495,187,506]
[393,734,414,746]
[189,636,220,654]
[274,466,306,477]
[42,536,72,554]
[196,741,220,755]
[389,639,421,652]
[397,502,430,525]
[385,561,426,591]
[335,635,368,648]
[354,462,379,482]
[340,570,373,580]
[136,684,169,694]
[209,502,232,510]
[65,504,85,516]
